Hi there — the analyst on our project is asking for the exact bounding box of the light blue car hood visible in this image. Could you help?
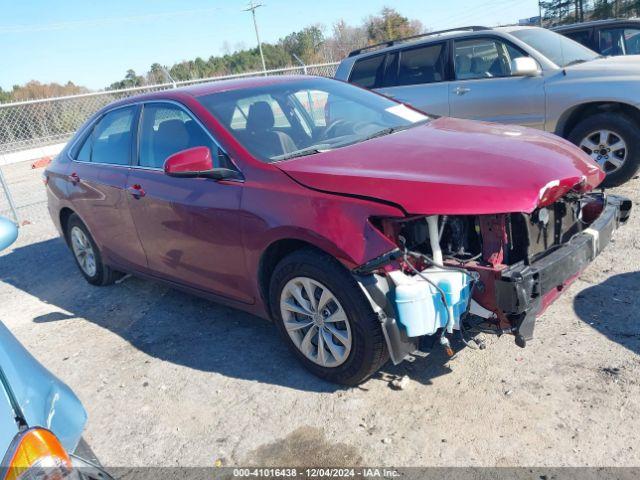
[0,322,86,454]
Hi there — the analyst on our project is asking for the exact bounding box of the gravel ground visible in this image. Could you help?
[0,161,639,468]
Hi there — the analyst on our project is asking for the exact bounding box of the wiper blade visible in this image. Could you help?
[273,147,328,161]
[365,121,428,141]
[564,59,587,67]
[365,127,395,140]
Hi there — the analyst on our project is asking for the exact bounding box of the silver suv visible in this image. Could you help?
[335,25,640,187]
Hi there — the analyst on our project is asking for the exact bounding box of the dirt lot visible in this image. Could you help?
[0,161,639,468]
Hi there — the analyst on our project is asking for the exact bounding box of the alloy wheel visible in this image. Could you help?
[279,277,352,368]
[70,226,97,277]
[579,129,627,173]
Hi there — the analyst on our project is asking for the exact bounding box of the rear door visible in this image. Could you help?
[67,105,147,270]
[125,102,250,303]
[375,43,450,116]
[448,36,546,129]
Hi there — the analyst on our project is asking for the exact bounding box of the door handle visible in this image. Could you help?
[127,184,146,199]
[454,86,471,96]
[68,172,81,184]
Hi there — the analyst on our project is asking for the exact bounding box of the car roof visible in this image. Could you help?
[103,75,322,109]
[346,26,505,60]
[344,25,546,62]
[552,18,640,31]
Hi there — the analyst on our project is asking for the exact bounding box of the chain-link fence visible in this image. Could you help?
[0,62,339,225]
[0,62,339,155]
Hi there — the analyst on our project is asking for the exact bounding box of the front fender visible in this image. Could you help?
[0,322,86,453]
[240,175,404,307]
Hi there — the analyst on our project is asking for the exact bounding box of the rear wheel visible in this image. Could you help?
[269,248,388,385]
[568,112,640,187]
[66,214,122,286]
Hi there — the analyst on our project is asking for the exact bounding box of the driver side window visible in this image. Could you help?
[454,38,528,80]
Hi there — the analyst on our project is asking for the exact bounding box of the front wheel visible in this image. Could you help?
[568,112,640,187]
[269,248,388,385]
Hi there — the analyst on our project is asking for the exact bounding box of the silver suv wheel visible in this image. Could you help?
[279,276,352,368]
[579,129,627,173]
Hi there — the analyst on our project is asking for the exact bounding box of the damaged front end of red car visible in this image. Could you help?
[277,117,634,364]
[353,192,632,364]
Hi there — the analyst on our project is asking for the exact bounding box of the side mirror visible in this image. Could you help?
[0,216,18,252]
[164,146,240,181]
[511,57,540,76]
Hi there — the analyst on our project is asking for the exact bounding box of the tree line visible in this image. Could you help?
[1,6,422,102]
[4,2,640,103]
[107,7,423,90]
[541,0,640,25]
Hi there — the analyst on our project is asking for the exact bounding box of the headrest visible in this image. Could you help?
[157,119,190,147]
[456,54,472,72]
[246,101,275,132]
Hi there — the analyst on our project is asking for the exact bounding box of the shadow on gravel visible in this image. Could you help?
[3,237,465,391]
[376,334,466,387]
[2,237,340,392]
[574,272,640,355]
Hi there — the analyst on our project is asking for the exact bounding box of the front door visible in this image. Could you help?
[125,102,251,303]
[449,36,546,130]
[67,105,147,270]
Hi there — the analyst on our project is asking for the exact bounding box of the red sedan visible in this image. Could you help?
[45,76,631,385]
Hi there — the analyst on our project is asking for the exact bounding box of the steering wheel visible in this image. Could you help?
[320,119,352,140]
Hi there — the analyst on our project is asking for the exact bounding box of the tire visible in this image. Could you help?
[269,247,388,386]
[65,214,122,286]
[568,112,640,187]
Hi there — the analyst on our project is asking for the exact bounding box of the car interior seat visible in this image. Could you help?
[245,101,297,158]
[155,119,191,168]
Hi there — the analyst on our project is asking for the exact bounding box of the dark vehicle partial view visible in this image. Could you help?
[335,25,640,186]
[553,18,640,56]
[45,76,631,385]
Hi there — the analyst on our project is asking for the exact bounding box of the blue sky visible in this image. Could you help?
[0,0,539,90]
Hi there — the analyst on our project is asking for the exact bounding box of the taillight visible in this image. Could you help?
[3,428,74,480]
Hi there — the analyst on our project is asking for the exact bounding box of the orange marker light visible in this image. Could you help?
[3,428,73,480]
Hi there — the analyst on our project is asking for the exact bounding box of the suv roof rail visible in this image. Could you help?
[347,26,492,57]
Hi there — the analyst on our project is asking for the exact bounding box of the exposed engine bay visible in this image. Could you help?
[355,192,632,364]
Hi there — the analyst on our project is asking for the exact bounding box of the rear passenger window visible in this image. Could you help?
[138,103,226,169]
[397,44,446,86]
[349,54,386,88]
[75,107,135,165]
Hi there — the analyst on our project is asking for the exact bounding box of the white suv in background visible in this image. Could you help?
[335,25,640,186]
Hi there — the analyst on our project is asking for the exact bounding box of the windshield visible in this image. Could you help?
[198,77,429,163]
[510,27,600,67]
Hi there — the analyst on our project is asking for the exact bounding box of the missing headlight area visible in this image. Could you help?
[358,193,631,364]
